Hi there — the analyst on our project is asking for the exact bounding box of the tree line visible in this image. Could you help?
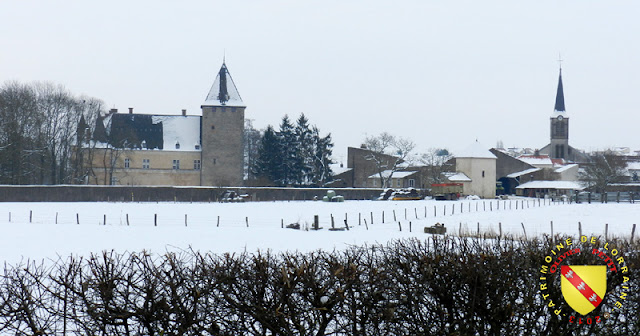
[0,236,637,335]
[251,113,334,187]
[0,81,104,185]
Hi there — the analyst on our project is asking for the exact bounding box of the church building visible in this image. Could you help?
[81,62,246,186]
[538,68,588,163]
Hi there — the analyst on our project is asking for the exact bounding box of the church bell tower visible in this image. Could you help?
[549,68,569,159]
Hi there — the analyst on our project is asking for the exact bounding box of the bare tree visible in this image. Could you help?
[419,148,454,185]
[363,132,415,188]
[579,151,628,193]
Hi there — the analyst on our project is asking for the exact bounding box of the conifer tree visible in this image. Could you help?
[295,113,314,184]
[253,125,282,184]
[277,115,298,185]
[311,126,334,186]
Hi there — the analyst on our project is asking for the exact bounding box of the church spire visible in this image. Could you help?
[554,68,565,112]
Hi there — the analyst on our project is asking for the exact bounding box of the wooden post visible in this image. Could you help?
[497,201,499,210]
[483,201,486,211]
[578,222,582,237]
[605,223,608,240]
[415,208,418,219]
[398,221,402,232]
[393,210,397,221]
[468,203,471,212]
[516,201,518,210]
[364,218,369,230]
[499,222,502,238]
[245,217,249,227]
[631,224,636,241]
[314,215,319,230]
[345,213,348,225]
[370,212,373,224]
[477,222,480,236]
[217,216,220,227]
[425,206,427,217]
[434,206,437,217]
[476,203,478,211]
[55,212,58,224]
[126,214,130,226]
[8,212,10,222]
[281,219,284,228]
[405,208,407,220]
[331,214,335,229]
[443,205,446,216]
[490,202,492,211]
[382,211,385,223]
[154,214,157,226]
[409,221,412,232]
[104,214,107,226]
[550,221,554,237]
[451,205,454,215]
[521,222,527,240]
[359,213,361,226]
[344,219,349,230]
[30,210,32,223]
[76,213,79,225]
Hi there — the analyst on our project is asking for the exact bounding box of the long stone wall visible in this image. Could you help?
[0,186,383,202]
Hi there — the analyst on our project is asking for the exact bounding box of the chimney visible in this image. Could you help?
[182,109,187,116]
[128,107,133,114]
[109,108,118,114]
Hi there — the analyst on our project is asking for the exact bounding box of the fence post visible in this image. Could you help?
[490,202,492,211]
[521,222,527,240]
[281,219,284,228]
[344,219,349,231]
[359,213,361,226]
[370,212,373,224]
[154,214,157,227]
[217,216,220,227]
[126,214,130,226]
[8,212,10,222]
[55,212,58,224]
[425,206,427,217]
[405,208,407,220]
[434,206,437,217]
[477,222,480,237]
[459,222,462,236]
[246,217,249,227]
[331,214,335,229]
[632,224,636,241]
[382,211,385,224]
[578,222,582,237]
[499,222,502,238]
[550,221,554,238]
[364,218,369,230]
[415,208,418,219]
[185,214,188,227]
[605,223,608,240]
[104,214,107,226]
[398,222,402,232]
[393,210,397,221]
[30,210,32,223]
[314,215,319,230]
[76,213,79,225]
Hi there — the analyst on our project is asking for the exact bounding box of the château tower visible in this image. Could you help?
[200,62,245,186]
[549,68,570,159]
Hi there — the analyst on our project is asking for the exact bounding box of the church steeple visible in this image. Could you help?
[554,68,565,112]
[202,61,244,107]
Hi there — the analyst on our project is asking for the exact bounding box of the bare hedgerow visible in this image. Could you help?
[0,237,638,336]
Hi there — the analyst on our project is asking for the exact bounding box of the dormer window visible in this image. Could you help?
[141,140,147,149]
[195,144,201,150]
[175,142,180,150]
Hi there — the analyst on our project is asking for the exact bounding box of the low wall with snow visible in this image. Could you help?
[0,185,384,202]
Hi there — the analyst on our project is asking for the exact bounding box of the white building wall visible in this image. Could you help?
[456,157,496,199]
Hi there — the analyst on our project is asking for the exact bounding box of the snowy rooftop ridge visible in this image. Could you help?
[203,63,245,107]
[455,141,497,159]
[368,170,418,179]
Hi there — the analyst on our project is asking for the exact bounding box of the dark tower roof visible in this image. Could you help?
[202,62,244,107]
[554,69,565,112]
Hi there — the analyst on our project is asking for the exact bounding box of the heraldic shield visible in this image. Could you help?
[560,265,607,315]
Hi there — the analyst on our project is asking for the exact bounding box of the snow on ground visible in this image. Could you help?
[0,199,638,265]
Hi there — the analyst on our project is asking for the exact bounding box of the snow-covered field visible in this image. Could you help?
[0,199,638,265]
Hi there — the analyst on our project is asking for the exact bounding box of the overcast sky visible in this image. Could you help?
[1,1,638,162]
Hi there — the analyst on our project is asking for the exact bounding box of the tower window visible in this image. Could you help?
[175,142,180,150]
[194,160,201,170]
[173,160,180,170]
[482,171,485,178]
[211,125,215,130]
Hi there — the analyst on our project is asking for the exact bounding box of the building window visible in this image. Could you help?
[195,144,200,150]
[211,125,215,130]
[142,159,150,169]
[194,159,201,170]
[231,107,236,113]
[124,158,130,168]
[408,179,415,187]
[213,158,217,164]
[397,180,402,187]
[173,160,180,170]
[110,177,117,185]
[175,142,180,150]
[482,171,485,178]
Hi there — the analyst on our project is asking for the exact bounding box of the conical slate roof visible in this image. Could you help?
[203,63,245,107]
[554,69,565,112]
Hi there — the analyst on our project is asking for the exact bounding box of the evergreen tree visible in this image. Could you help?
[253,125,282,184]
[295,113,314,184]
[278,115,298,185]
[311,126,334,186]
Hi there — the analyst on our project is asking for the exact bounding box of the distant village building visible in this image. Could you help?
[81,62,245,186]
[450,141,497,199]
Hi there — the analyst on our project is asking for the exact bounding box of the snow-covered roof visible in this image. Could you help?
[516,181,585,190]
[367,170,418,179]
[151,116,201,151]
[626,161,640,171]
[506,168,541,178]
[554,164,578,173]
[202,63,245,107]
[455,141,497,159]
[330,164,352,176]
[517,156,554,167]
[444,172,472,182]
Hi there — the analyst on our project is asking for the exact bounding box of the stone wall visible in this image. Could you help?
[0,186,383,202]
